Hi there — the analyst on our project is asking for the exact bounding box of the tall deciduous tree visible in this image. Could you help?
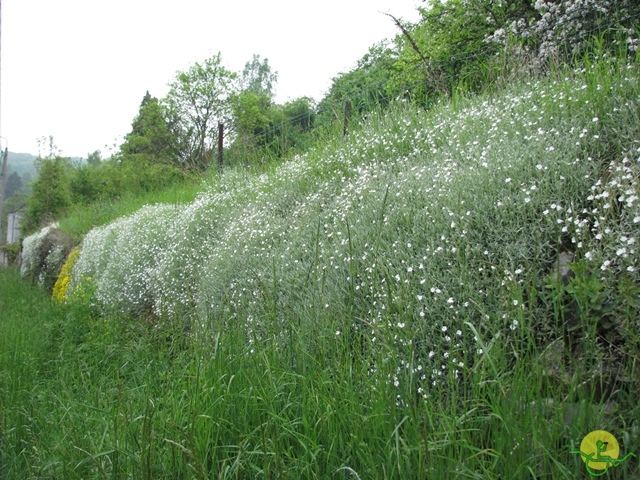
[240,54,278,98]
[231,56,277,144]
[164,53,237,170]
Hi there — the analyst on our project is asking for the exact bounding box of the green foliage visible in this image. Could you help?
[239,53,278,98]
[85,149,102,167]
[317,42,397,125]
[387,0,500,102]
[59,175,200,242]
[164,53,237,170]
[24,154,71,232]
[228,94,316,167]
[231,90,273,144]
[0,242,21,264]
[69,164,100,205]
[120,92,177,164]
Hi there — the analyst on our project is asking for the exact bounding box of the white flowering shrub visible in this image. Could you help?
[487,0,640,62]
[68,58,639,402]
[70,204,179,316]
[20,223,59,278]
[20,223,75,292]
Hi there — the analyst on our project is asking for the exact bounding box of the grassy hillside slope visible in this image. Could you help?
[3,57,640,478]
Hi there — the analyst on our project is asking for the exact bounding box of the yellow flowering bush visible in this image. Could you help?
[52,247,80,302]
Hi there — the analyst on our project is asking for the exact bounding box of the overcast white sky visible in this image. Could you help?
[1,0,421,157]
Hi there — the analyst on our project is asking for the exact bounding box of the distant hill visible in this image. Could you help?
[6,152,37,182]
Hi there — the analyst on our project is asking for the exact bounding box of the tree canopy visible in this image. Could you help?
[120,91,176,164]
[164,53,237,170]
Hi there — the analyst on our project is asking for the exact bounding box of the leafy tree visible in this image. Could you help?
[228,55,282,165]
[24,140,71,231]
[69,165,100,205]
[121,92,176,164]
[164,53,237,170]
[86,150,102,167]
[318,41,397,127]
[277,97,316,153]
[240,54,278,98]
[231,91,273,145]
[228,94,316,165]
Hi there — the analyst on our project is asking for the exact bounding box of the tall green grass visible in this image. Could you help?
[5,53,640,478]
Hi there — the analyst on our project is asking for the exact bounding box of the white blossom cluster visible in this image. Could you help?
[487,0,639,61]
[584,149,640,274]
[70,204,179,315]
[20,222,59,282]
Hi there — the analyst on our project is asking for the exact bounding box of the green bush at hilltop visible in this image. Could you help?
[5,52,640,478]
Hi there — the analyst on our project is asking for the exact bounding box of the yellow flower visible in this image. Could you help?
[52,248,80,302]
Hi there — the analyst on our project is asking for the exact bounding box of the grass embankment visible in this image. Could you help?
[3,56,640,478]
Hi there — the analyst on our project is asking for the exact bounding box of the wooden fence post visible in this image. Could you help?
[343,101,352,136]
[217,122,224,168]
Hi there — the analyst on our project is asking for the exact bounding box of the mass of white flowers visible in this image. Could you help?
[20,222,59,279]
[65,60,639,401]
